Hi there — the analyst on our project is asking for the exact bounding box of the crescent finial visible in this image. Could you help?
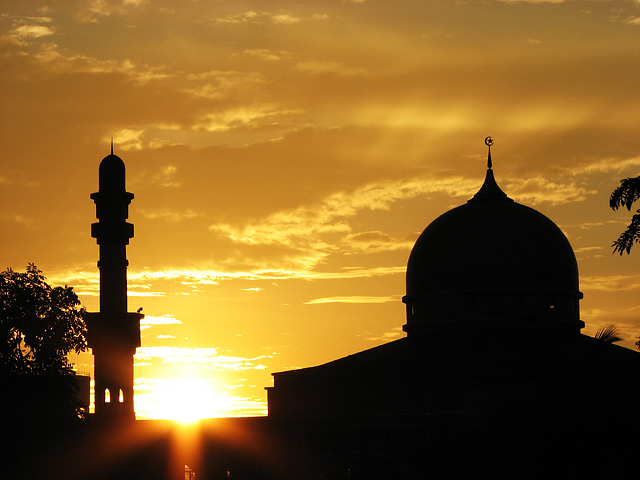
[484,136,493,169]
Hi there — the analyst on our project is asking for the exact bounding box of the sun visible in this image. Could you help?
[147,377,231,424]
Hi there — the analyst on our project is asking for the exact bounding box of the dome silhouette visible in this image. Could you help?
[99,154,126,192]
[403,166,583,335]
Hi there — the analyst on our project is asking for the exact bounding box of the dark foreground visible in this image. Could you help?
[3,411,639,480]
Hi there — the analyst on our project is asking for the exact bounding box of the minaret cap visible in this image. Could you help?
[98,141,126,192]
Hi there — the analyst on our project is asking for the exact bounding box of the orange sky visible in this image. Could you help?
[1,0,639,419]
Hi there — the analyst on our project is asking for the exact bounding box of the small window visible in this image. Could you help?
[119,389,124,403]
[105,388,111,403]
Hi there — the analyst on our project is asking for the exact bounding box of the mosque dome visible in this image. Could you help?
[403,148,583,337]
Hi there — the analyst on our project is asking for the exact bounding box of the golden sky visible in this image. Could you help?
[1,0,639,419]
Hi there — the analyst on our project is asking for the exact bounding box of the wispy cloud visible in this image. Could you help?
[19,42,173,85]
[211,176,479,248]
[2,22,55,45]
[505,177,595,205]
[581,275,640,292]
[141,315,182,327]
[305,296,397,305]
[135,346,271,371]
[108,128,174,151]
[239,49,290,62]
[193,105,303,132]
[296,60,370,76]
[208,11,312,26]
[139,208,200,222]
[207,11,260,25]
[343,231,416,254]
[75,0,149,23]
[360,326,405,343]
[568,156,640,175]
[271,14,302,24]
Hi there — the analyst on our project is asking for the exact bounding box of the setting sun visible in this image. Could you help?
[144,378,233,424]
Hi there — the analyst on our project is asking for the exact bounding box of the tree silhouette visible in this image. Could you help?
[0,263,87,375]
[594,324,623,344]
[0,264,88,426]
[610,175,640,255]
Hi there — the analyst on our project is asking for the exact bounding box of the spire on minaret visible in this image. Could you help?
[110,137,114,156]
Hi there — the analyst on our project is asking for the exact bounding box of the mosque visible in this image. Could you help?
[268,138,586,420]
[74,140,639,479]
[263,139,640,478]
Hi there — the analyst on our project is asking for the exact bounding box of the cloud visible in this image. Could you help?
[135,346,272,371]
[139,208,199,222]
[3,24,55,45]
[141,315,182,326]
[193,105,303,132]
[12,24,55,39]
[76,0,149,22]
[505,177,595,205]
[240,49,289,62]
[568,156,640,175]
[52,264,406,301]
[0,214,36,229]
[343,231,416,254]
[360,326,405,343]
[497,0,565,3]
[17,42,173,85]
[305,296,397,305]
[207,11,307,26]
[270,14,302,24]
[210,176,479,249]
[295,61,369,76]
[581,275,640,292]
[573,246,603,254]
[128,266,405,286]
[208,11,260,25]
[184,70,266,99]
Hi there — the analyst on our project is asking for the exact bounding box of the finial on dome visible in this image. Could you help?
[469,136,510,203]
[484,136,493,169]
[111,137,114,156]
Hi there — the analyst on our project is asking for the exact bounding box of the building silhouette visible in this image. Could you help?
[38,143,637,480]
[264,142,640,478]
[85,146,144,422]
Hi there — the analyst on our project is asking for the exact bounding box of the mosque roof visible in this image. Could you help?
[405,146,580,301]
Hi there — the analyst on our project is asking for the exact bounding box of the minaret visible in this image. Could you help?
[86,146,143,422]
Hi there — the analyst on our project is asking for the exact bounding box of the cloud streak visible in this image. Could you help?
[305,296,397,305]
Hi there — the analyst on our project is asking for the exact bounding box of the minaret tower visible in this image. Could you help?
[86,145,143,421]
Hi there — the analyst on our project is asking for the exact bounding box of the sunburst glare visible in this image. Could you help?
[140,377,235,424]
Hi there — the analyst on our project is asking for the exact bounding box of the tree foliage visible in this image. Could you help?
[594,324,622,344]
[0,263,87,375]
[610,175,640,255]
